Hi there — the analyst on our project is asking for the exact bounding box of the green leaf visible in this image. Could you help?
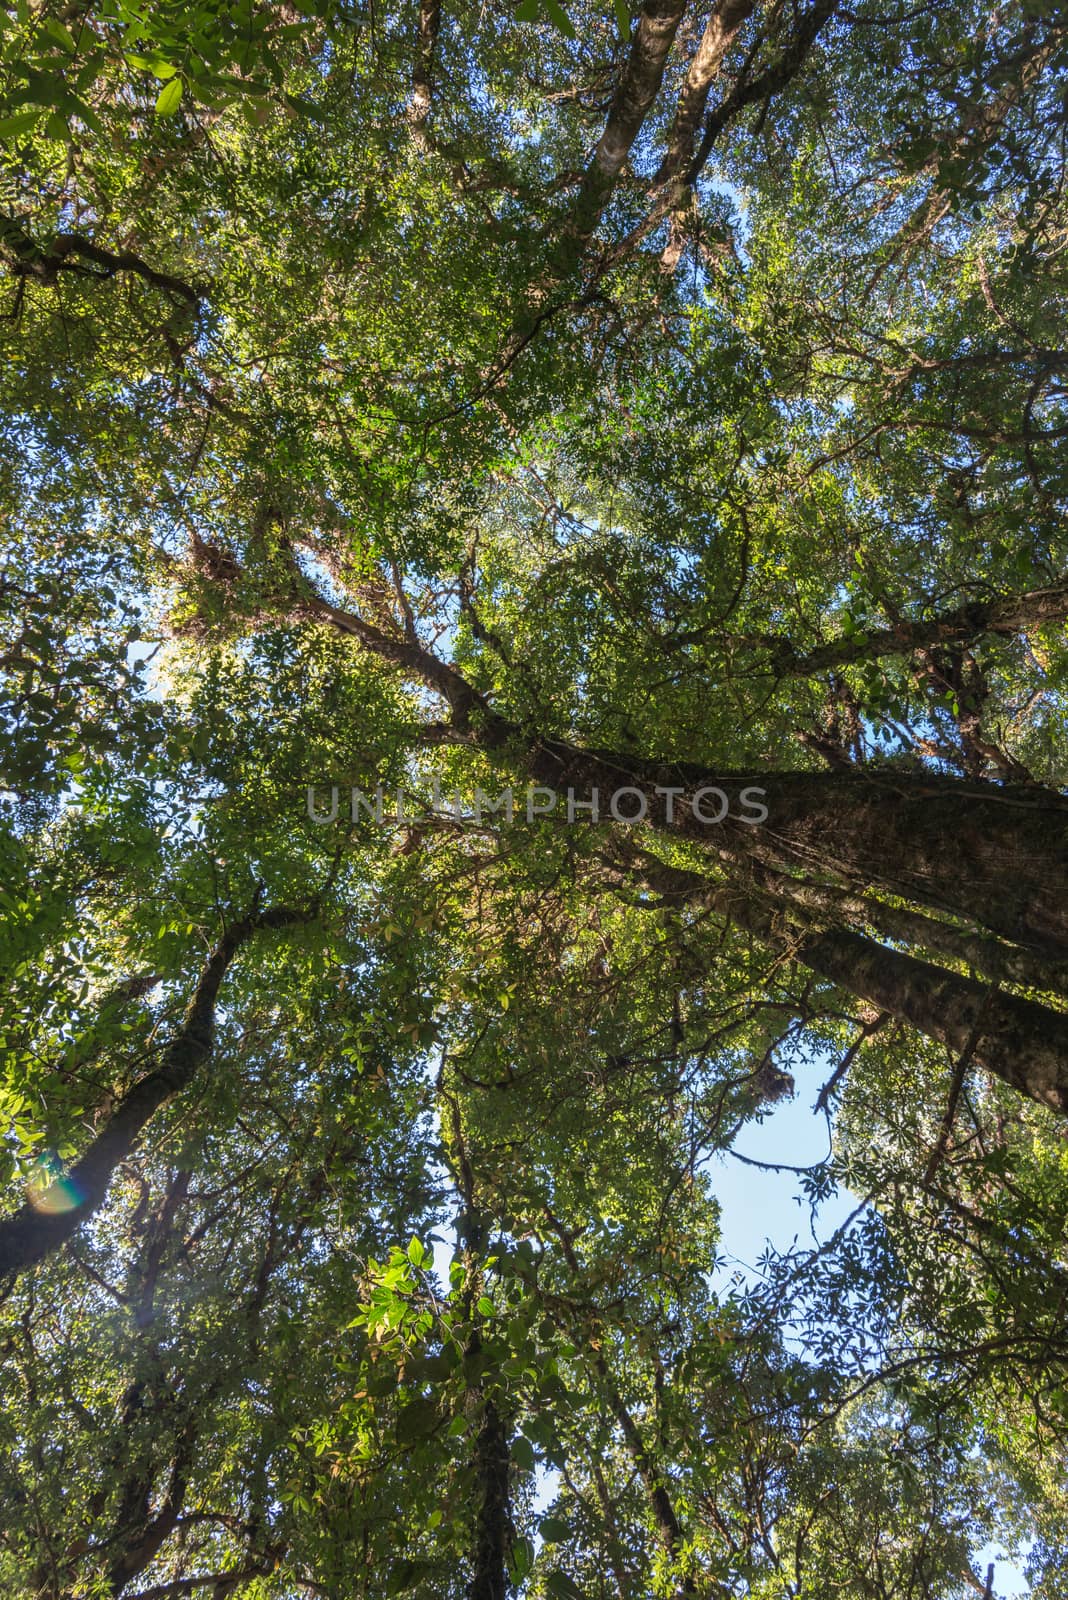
[407,1236,425,1266]
[511,1434,536,1471]
[540,1516,569,1542]
[386,1559,423,1594]
[612,0,632,39]
[508,1536,535,1582]
[154,76,183,115]
[546,1573,585,1599]
[126,52,175,73]
[0,110,43,139]
[41,17,78,54]
[541,0,576,35]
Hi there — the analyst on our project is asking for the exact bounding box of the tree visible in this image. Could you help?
[2,0,1067,1595]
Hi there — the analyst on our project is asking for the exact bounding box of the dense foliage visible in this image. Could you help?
[2,0,1068,1594]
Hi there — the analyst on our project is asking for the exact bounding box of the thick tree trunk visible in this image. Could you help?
[762,875,1068,995]
[295,573,1068,1108]
[772,919,1068,1116]
[526,743,1068,957]
[302,570,1068,958]
[734,772,1068,958]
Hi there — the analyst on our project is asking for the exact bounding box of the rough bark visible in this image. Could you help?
[719,881,1068,1115]
[298,574,1068,958]
[469,1395,512,1600]
[766,876,1068,996]
[523,742,1068,959]
[265,569,1068,1101]
[631,853,1068,1116]
[781,921,1068,1116]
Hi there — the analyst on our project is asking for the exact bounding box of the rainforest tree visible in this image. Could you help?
[2,0,1068,1595]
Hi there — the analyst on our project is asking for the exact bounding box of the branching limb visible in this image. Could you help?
[0,215,206,308]
[0,904,315,1281]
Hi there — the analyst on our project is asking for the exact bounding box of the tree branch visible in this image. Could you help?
[0,904,314,1281]
[0,215,206,308]
[686,0,841,183]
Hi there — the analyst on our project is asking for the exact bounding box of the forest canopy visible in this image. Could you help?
[2,0,1068,1595]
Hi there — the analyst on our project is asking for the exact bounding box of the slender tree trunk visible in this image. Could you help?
[443,1097,516,1600]
[470,1394,512,1600]
[686,0,841,181]
[654,0,757,189]
[719,575,1068,679]
[597,1356,697,1596]
[568,0,689,243]
[408,0,442,136]
[0,905,312,1281]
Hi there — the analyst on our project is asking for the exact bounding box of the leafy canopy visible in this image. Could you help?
[2,0,1068,1596]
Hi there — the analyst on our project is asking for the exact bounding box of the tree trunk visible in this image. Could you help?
[528,744,1068,958]
[724,575,1068,679]
[0,905,312,1281]
[765,917,1068,1116]
[470,1395,512,1600]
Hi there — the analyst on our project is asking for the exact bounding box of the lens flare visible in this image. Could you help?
[26,1154,84,1215]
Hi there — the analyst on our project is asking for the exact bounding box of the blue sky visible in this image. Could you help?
[710,1085,847,1280]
